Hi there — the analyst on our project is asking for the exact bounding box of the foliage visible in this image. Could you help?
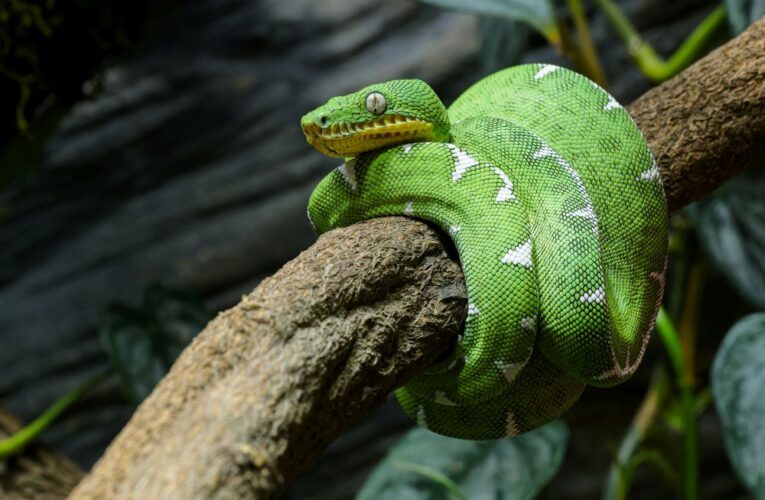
[99,283,212,404]
[0,369,110,459]
[688,172,765,309]
[0,283,209,460]
[0,0,146,145]
[591,0,727,82]
[479,17,530,75]
[416,0,558,43]
[698,170,765,492]
[357,421,568,500]
[712,313,765,498]
[725,0,765,33]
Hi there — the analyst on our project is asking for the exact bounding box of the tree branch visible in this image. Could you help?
[70,17,765,500]
[630,17,765,212]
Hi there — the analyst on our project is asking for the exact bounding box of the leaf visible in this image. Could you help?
[724,0,765,34]
[479,17,530,75]
[661,388,713,432]
[99,305,169,403]
[687,172,765,308]
[711,313,765,498]
[618,448,682,497]
[357,420,568,500]
[99,284,211,403]
[416,0,557,42]
[143,282,211,354]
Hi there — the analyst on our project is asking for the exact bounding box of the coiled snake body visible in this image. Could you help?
[301,64,668,440]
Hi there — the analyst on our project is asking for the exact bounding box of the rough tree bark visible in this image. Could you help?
[70,17,765,500]
[629,18,765,212]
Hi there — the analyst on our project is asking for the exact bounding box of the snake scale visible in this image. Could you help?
[301,64,668,440]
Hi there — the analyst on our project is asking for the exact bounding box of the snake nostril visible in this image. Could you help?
[320,116,328,126]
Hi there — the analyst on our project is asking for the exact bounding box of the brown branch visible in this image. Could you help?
[70,17,765,500]
[630,17,765,212]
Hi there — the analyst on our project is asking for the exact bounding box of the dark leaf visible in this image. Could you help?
[416,0,557,41]
[99,284,211,403]
[144,282,211,358]
[687,173,765,308]
[724,0,765,34]
[99,305,169,403]
[479,17,530,75]
[712,313,765,498]
[357,420,568,500]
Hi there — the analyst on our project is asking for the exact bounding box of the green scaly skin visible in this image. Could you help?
[301,64,668,440]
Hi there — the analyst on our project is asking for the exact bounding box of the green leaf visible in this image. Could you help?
[687,173,765,308]
[479,17,530,75]
[618,448,682,497]
[724,0,765,34]
[711,313,765,498]
[99,305,166,403]
[99,284,211,403]
[416,0,557,42]
[357,420,568,500]
[661,388,712,432]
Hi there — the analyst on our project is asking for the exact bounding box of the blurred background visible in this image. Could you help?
[1,0,762,498]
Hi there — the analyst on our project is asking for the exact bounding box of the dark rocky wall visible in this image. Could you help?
[0,0,747,498]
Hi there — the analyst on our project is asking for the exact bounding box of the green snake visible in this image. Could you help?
[301,64,668,440]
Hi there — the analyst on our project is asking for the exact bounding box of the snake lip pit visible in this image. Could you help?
[301,114,434,157]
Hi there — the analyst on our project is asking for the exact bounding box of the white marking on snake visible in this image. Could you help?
[587,79,622,110]
[566,205,598,228]
[502,239,533,268]
[534,64,559,79]
[306,207,316,231]
[579,285,606,304]
[404,201,414,215]
[449,225,461,236]
[468,302,480,316]
[603,95,622,111]
[402,143,415,153]
[506,411,520,436]
[416,405,429,429]
[434,391,457,406]
[446,144,480,181]
[533,144,599,235]
[492,166,517,202]
[337,159,357,191]
[494,360,525,385]
[520,316,536,332]
[637,160,660,181]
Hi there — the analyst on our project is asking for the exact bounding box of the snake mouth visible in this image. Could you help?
[302,114,434,158]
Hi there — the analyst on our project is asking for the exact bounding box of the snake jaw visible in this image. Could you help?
[302,114,435,158]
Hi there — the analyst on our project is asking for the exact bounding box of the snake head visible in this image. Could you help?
[301,80,450,158]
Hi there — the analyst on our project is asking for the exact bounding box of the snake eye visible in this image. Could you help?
[365,92,387,115]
